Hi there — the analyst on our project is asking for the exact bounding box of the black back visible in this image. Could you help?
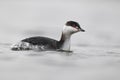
[22,36,59,49]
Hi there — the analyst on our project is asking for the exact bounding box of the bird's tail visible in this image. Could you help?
[11,41,32,51]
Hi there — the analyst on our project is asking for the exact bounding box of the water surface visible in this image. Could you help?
[0,43,120,80]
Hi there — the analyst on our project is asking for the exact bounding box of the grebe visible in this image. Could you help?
[11,21,85,51]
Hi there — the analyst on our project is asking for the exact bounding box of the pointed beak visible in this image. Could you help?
[78,28,85,32]
[80,29,85,32]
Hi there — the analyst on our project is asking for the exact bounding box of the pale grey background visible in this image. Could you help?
[0,0,120,80]
[0,0,120,46]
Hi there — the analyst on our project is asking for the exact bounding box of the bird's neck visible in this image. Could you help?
[59,32,71,51]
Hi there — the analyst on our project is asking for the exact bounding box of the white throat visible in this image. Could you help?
[60,34,71,51]
[60,25,73,51]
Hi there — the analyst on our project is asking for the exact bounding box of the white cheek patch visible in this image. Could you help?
[63,25,78,34]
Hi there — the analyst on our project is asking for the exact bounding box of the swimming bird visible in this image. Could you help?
[11,21,85,51]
